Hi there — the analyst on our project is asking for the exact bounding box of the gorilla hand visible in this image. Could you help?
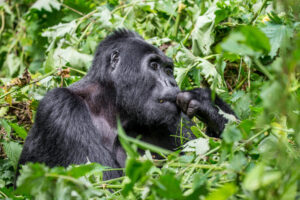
[176,88,236,137]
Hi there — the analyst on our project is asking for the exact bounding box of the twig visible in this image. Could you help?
[0,69,58,99]
[61,3,84,16]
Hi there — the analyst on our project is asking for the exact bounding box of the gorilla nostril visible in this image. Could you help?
[170,82,176,87]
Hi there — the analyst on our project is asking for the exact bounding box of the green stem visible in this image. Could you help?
[94,176,125,186]
[183,146,220,183]
[173,12,181,38]
[250,0,269,24]
[0,190,8,198]
[67,67,86,75]
[235,77,247,90]
[117,120,172,156]
[253,58,274,80]
[0,10,5,35]
[234,127,270,152]
[169,163,225,170]
[45,173,87,187]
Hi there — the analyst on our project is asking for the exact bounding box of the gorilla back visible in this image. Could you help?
[17,29,235,180]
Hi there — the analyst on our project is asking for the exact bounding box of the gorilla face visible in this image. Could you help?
[111,38,180,126]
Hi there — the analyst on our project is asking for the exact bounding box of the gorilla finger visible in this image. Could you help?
[186,99,201,118]
[176,92,192,113]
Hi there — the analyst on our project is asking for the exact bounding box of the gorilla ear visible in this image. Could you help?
[110,50,120,70]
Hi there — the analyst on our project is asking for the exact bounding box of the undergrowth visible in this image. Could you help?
[0,0,299,199]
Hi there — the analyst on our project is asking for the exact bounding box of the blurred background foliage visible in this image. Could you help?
[0,0,299,199]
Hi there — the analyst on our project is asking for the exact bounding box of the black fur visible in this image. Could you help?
[17,29,235,181]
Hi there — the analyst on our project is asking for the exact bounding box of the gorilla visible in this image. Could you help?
[17,29,235,180]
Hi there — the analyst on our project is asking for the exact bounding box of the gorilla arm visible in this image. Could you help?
[17,88,122,179]
[176,88,237,138]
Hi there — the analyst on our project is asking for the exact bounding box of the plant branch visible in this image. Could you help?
[61,3,84,16]
[0,69,58,99]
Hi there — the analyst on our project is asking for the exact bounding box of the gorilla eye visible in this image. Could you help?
[150,62,159,70]
[165,68,173,76]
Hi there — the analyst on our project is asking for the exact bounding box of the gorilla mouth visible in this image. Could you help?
[158,95,177,105]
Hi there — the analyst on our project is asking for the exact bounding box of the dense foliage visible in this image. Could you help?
[0,0,299,199]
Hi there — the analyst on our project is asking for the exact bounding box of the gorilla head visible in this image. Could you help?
[87,30,180,127]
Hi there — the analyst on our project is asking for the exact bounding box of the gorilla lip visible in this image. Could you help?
[158,96,176,104]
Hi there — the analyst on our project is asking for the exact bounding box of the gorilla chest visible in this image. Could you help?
[90,115,117,150]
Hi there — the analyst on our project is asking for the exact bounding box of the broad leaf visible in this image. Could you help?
[2,141,22,169]
[192,6,217,56]
[260,23,293,58]
[221,26,270,57]
[31,0,61,12]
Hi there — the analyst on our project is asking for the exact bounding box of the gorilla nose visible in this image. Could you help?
[159,87,180,103]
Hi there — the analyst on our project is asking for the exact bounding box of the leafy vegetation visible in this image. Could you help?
[0,0,300,199]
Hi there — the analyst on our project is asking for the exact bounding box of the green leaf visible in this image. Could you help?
[243,163,281,191]
[67,163,106,178]
[16,163,49,195]
[260,23,292,58]
[31,0,61,12]
[222,123,242,144]
[185,173,208,199]
[42,21,77,41]
[233,93,251,120]
[0,119,11,136]
[44,48,55,73]
[175,67,191,89]
[53,47,93,70]
[192,6,217,56]
[3,54,21,77]
[2,141,23,170]
[228,152,247,172]
[182,138,210,156]
[154,173,183,199]
[206,183,237,200]
[122,158,153,196]
[281,181,297,200]
[9,123,27,139]
[220,26,270,57]
[155,0,177,16]
[0,107,9,118]
[239,119,255,135]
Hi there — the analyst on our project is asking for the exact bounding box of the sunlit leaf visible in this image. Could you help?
[31,0,61,12]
